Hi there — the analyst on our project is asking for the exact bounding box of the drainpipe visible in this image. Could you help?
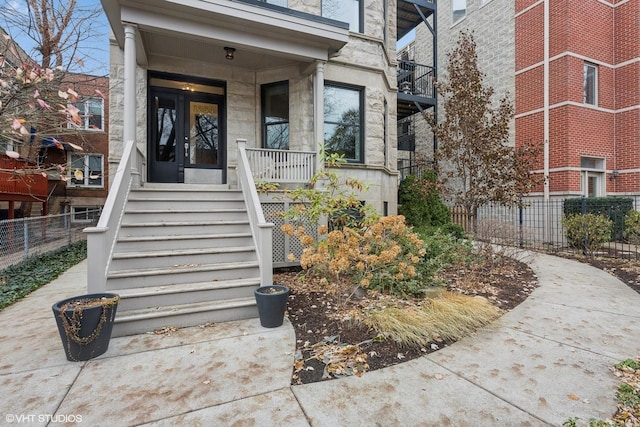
[313,61,325,175]
[123,24,137,154]
[543,0,550,243]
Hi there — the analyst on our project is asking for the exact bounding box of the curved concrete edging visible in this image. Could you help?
[292,251,640,426]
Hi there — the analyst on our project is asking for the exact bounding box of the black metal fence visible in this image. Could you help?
[453,197,640,260]
[0,212,98,271]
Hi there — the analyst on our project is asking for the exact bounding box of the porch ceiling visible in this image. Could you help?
[102,0,350,71]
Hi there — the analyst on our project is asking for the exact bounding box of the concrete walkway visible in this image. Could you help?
[0,252,639,426]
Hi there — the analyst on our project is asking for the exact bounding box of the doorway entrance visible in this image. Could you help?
[148,74,226,183]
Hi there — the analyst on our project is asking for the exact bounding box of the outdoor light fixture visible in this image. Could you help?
[224,47,235,60]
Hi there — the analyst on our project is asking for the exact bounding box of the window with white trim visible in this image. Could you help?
[583,63,598,106]
[70,98,104,130]
[68,153,104,187]
[71,206,102,223]
[452,0,466,24]
[580,156,605,197]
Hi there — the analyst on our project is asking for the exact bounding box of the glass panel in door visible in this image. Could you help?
[188,101,220,167]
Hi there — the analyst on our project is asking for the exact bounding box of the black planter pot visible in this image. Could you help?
[254,285,289,328]
[52,293,119,362]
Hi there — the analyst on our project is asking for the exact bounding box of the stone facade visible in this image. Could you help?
[411,0,515,162]
[108,0,400,214]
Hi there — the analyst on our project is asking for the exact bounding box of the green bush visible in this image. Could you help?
[0,241,87,311]
[562,213,612,255]
[623,210,640,245]
[563,197,633,241]
[398,172,451,228]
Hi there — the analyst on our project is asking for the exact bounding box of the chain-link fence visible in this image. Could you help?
[453,197,640,260]
[0,211,99,271]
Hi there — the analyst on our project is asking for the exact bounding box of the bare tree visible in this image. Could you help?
[0,0,105,72]
[0,1,106,169]
[425,31,541,232]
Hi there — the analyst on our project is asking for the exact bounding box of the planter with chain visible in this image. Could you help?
[52,293,120,361]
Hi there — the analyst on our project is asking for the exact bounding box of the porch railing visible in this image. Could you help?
[245,148,316,183]
[84,140,144,292]
[237,139,274,286]
[397,60,435,98]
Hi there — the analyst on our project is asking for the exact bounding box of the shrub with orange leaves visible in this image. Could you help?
[283,215,465,297]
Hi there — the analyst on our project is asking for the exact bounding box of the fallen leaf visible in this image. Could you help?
[567,394,580,401]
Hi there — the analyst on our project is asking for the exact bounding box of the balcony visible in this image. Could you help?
[397,60,437,121]
[0,156,48,202]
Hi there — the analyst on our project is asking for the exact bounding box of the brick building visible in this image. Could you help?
[414,0,639,199]
[0,29,110,220]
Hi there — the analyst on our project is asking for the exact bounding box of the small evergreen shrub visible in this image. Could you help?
[623,210,640,245]
[563,197,633,241]
[398,172,451,228]
[562,213,612,255]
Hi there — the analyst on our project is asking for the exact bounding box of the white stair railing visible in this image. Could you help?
[237,139,274,287]
[84,140,144,292]
[246,147,315,183]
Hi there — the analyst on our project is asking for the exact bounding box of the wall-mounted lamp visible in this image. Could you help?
[609,170,619,180]
[224,47,236,60]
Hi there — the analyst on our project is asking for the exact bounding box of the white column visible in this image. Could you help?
[313,61,325,174]
[123,24,137,146]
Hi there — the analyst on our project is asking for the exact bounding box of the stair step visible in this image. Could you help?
[116,277,261,311]
[122,208,248,222]
[110,246,257,270]
[112,297,258,337]
[115,233,254,252]
[119,220,251,237]
[107,261,261,289]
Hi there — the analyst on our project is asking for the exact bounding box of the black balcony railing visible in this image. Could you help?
[397,60,435,98]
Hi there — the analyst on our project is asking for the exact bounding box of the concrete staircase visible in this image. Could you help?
[107,184,260,336]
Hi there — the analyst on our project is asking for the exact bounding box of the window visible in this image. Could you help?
[383,0,387,43]
[452,0,466,24]
[583,63,598,105]
[261,81,289,150]
[70,98,104,130]
[69,153,104,187]
[383,100,388,167]
[71,206,102,223]
[322,0,362,33]
[324,84,364,163]
[580,156,605,197]
[257,0,287,6]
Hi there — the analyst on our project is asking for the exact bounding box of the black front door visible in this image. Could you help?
[148,77,225,183]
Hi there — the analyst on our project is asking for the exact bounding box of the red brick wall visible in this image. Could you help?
[515,0,639,195]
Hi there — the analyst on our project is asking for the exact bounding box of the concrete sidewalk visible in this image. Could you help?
[0,251,639,426]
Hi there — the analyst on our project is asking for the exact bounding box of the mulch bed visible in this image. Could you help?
[277,254,640,385]
[277,256,539,385]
